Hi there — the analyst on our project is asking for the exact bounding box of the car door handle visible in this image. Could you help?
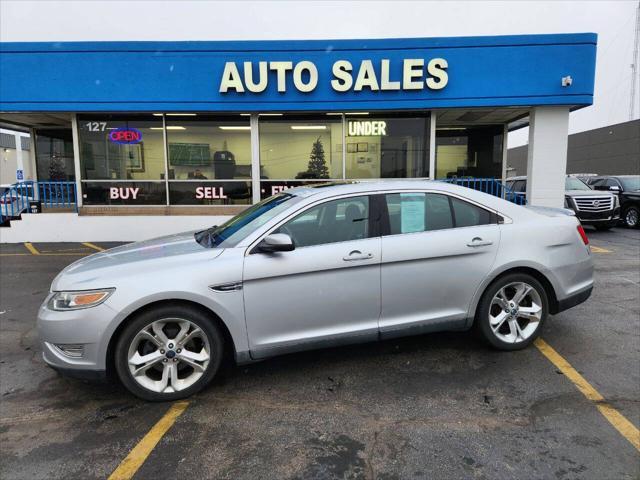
[467,237,493,248]
[343,250,374,261]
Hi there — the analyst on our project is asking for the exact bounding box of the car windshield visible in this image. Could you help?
[620,176,640,191]
[565,177,591,191]
[195,193,301,248]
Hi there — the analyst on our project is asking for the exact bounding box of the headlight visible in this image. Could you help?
[48,289,114,311]
[613,195,619,207]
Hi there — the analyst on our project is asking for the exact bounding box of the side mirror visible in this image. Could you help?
[257,233,295,253]
[609,185,621,192]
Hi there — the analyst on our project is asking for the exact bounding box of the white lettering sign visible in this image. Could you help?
[219,58,448,93]
[271,185,288,195]
[195,186,227,199]
[347,121,387,136]
[110,187,139,200]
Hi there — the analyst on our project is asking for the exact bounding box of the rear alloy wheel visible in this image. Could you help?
[623,206,639,228]
[115,305,223,401]
[476,274,548,350]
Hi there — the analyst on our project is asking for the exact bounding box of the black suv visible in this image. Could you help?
[506,175,620,230]
[587,176,640,228]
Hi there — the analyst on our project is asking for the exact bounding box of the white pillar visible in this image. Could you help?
[71,115,84,207]
[429,111,436,179]
[14,132,24,181]
[526,106,570,207]
[250,114,261,204]
[29,128,37,180]
[501,123,508,196]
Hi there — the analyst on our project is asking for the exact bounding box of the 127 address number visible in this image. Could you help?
[85,122,107,132]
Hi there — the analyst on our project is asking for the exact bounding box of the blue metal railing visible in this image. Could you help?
[438,177,527,205]
[1,181,77,223]
[37,181,78,210]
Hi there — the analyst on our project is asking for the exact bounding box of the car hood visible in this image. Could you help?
[565,190,613,197]
[52,230,223,290]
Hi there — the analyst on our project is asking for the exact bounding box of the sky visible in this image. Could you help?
[1,0,638,147]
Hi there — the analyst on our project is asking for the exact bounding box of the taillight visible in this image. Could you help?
[577,225,589,245]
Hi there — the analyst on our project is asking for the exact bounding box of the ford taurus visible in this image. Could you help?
[38,181,594,400]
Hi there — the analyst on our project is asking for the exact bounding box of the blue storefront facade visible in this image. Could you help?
[0,33,596,213]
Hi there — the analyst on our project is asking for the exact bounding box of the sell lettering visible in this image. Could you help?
[195,187,227,199]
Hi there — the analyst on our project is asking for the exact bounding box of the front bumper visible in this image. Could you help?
[576,208,620,223]
[37,297,118,374]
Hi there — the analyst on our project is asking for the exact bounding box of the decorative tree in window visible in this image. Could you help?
[48,155,66,180]
[296,136,329,179]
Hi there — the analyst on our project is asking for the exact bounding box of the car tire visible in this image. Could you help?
[115,304,224,401]
[623,205,640,229]
[475,273,549,351]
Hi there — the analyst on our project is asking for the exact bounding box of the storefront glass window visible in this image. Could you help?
[165,115,251,180]
[75,111,437,207]
[78,115,165,181]
[345,114,430,179]
[259,115,343,181]
[78,115,167,206]
[165,114,252,205]
[35,129,75,181]
[435,126,503,179]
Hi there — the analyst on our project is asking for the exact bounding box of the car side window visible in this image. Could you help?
[385,193,454,235]
[275,196,369,248]
[450,197,494,227]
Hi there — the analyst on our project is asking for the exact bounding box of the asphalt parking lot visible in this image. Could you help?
[0,229,638,480]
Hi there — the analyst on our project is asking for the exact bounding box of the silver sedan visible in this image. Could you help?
[38,181,594,401]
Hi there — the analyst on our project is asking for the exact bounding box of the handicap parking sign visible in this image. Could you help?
[16,169,24,181]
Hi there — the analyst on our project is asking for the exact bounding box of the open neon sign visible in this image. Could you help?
[109,127,143,145]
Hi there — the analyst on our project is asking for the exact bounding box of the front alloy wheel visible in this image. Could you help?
[624,206,639,228]
[127,319,211,394]
[115,305,223,401]
[476,274,548,350]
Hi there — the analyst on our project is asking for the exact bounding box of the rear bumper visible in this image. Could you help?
[556,285,593,313]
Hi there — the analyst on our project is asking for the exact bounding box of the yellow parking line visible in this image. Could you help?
[108,401,190,480]
[23,242,40,255]
[83,242,105,252]
[590,245,612,253]
[535,338,639,452]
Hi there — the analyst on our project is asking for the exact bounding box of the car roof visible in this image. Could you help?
[285,180,457,198]
[508,175,581,182]
[591,175,638,179]
[284,179,527,217]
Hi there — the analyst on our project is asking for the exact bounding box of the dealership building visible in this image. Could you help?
[0,33,596,241]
